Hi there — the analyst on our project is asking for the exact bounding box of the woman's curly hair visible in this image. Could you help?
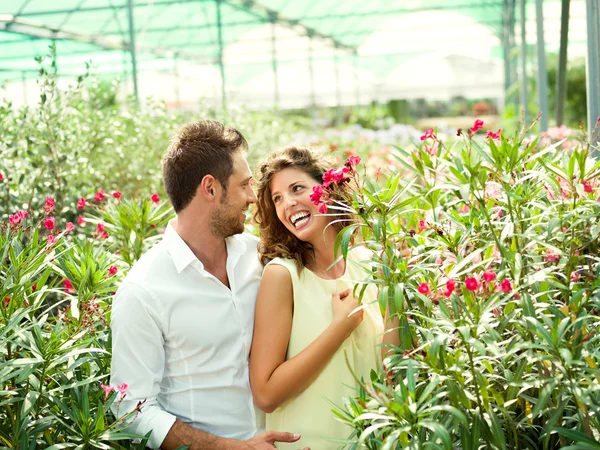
[254,146,353,270]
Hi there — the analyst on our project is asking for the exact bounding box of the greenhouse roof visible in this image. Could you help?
[0,0,592,109]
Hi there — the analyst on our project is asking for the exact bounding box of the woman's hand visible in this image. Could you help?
[331,289,364,338]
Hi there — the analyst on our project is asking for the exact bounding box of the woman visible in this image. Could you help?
[250,146,396,449]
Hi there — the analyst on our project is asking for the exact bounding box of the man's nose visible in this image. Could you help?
[248,190,258,204]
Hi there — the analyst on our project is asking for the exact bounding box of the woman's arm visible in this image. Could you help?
[381,310,400,360]
[249,264,363,413]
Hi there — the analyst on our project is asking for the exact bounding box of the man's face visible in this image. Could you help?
[209,151,257,239]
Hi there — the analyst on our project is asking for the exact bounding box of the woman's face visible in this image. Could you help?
[269,167,329,243]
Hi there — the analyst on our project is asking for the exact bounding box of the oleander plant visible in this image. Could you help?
[321,118,600,449]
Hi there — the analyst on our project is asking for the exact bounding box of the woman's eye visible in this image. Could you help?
[293,185,303,192]
[273,196,281,203]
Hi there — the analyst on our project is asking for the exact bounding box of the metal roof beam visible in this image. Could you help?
[0,15,215,64]
[224,0,356,52]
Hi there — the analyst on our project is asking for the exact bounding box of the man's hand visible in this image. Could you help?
[244,431,309,450]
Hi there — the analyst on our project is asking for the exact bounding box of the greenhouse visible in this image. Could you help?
[1,0,600,449]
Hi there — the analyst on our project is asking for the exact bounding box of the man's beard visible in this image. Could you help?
[209,193,246,239]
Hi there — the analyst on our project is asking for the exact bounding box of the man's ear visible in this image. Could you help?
[199,175,218,201]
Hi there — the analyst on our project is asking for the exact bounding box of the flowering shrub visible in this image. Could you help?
[319,118,600,448]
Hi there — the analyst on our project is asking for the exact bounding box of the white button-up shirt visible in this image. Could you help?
[110,222,264,449]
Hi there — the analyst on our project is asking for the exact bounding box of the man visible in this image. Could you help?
[110,120,306,450]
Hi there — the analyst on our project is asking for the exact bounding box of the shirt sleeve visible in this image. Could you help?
[110,282,177,449]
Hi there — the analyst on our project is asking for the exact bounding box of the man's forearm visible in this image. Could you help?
[161,420,246,450]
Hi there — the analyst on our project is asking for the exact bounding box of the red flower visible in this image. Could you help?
[346,155,361,169]
[77,197,87,210]
[9,210,28,225]
[43,196,56,214]
[112,191,122,200]
[583,181,593,193]
[483,271,496,283]
[420,128,435,141]
[418,219,427,233]
[95,190,107,202]
[151,193,160,203]
[43,216,55,230]
[322,167,350,187]
[310,185,325,205]
[470,119,484,133]
[4,297,10,306]
[446,279,456,292]
[32,284,37,292]
[499,278,512,292]
[417,282,430,294]
[0,173,3,181]
[318,202,328,214]
[108,265,118,276]
[63,279,76,294]
[77,215,85,226]
[465,277,479,291]
[486,129,502,140]
[65,222,75,233]
[96,223,109,239]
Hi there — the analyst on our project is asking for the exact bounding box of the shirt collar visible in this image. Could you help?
[163,220,249,274]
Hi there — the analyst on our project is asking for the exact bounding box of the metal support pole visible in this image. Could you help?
[173,54,180,109]
[519,0,528,124]
[502,0,513,109]
[308,36,316,119]
[216,0,227,112]
[585,0,600,136]
[535,0,549,131]
[270,19,279,110]
[556,0,570,126]
[353,50,360,106]
[334,48,342,127]
[126,0,139,100]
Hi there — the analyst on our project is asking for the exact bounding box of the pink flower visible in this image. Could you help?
[310,185,325,205]
[486,129,502,140]
[318,202,328,214]
[151,193,160,203]
[418,219,427,233]
[108,265,118,276]
[95,190,107,202]
[470,119,484,133]
[545,249,560,263]
[101,384,114,400]
[9,210,28,226]
[322,167,350,187]
[0,172,3,181]
[499,278,512,292]
[43,216,55,230]
[484,182,502,200]
[420,128,435,141]
[77,215,85,226]
[47,235,58,244]
[457,204,470,214]
[43,196,56,214]
[444,279,456,297]
[77,197,87,210]
[483,271,496,283]
[583,181,593,193]
[112,191,122,200]
[96,223,109,239]
[64,222,75,234]
[63,279,76,294]
[116,383,129,398]
[571,271,581,283]
[465,277,479,291]
[417,282,430,294]
[345,155,361,169]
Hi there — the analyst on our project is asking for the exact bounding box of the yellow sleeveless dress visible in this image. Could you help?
[265,248,383,449]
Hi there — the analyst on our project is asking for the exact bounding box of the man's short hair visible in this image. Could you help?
[162,120,248,212]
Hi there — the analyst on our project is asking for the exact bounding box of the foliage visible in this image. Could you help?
[325,119,600,449]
